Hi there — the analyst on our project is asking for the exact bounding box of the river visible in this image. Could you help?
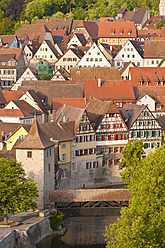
[36,216,119,248]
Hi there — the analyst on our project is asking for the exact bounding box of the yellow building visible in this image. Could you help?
[58,140,71,165]
[6,125,31,150]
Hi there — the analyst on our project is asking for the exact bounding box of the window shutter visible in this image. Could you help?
[102,135,104,141]
[101,125,103,129]
[102,160,105,167]
[109,148,111,153]
[146,131,148,137]
[114,147,116,153]
[159,130,160,136]
[127,133,129,139]
[109,160,111,166]
[114,159,117,165]
[96,135,98,141]
[116,134,118,140]
[108,124,110,129]
[108,135,110,140]
[152,131,155,137]
[120,147,122,152]
[97,161,98,168]
[90,162,92,169]
[131,132,133,138]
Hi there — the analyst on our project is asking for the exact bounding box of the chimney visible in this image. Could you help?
[98,78,101,87]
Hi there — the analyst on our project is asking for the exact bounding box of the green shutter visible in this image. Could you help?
[139,131,141,137]
[146,131,148,137]
[152,131,155,137]
[143,121,145,126]
[131,132,133,138]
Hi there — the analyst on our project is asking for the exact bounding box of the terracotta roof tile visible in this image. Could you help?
[84,79,135,101]
[2,91,23,103]
[129,67,165,86]
[76,21,98,39]
[0,108,32,117]
[144,40,165,57]
[52,98,86,111]
[15,119,54,149]
[0,35,17,47]
[0,48,22,61]
[98,21,136,38]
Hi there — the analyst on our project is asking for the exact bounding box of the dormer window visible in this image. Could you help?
[2,62,5,65]
[139,81,143,85]
[120,32,122,35]
[128,32,131,35]
[111,32,114,35]
[155,82,158,85]
[161,82,164,86]
[145,82,148,86]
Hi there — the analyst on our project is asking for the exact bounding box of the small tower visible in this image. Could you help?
[159,0,165,15]
[15,119,55,209]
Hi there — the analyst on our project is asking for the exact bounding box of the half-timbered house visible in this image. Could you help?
[120,103,163,157]
[86,98,128,185]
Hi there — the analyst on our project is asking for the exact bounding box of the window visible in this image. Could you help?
[122,54,124,58]
[137,62,140,67]
[8,61,11,66]
[47,150,49,157]
[48,164,50,172]
[103,148,108,154]
[116,147,119,153]
[86,162,91,169]
[97,52,100,55]
[132,54,135,58]
[86,58,89,62]
[117,62,120,67]
[61,154,67,161]
[63,58,67,61]
[62,144,67,148]
[88,52,91,55]
[127,54,130,58]
[110,135,113,140]
[27,151,32,158]
[93,161,98,168]
[71,139,76,146]
[99,58,102,61]
[109,147,113,153]
[71,151,75,158]
[50,55,52,58]
[90,58,93,62]
[119,103,122,107]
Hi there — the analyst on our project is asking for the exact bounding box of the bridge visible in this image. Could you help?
[50,189,132,216]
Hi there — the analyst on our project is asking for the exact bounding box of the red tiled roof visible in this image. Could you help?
[2,91,23,103]
[98,21,136,38]
[129,67,165,86]
[144,40,165,57]
[0,109,32,117]
[99,17,114,22]
[84,79,135,101]
[52,98,86,111]
[15,119,54,149]
[0,48,22,61]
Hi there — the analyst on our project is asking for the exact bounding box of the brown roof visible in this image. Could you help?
[40,121,75,141]
[19,81,84,109]
[137,29,161,38]
[99,17,114,22]
[0,92,7,105]
[52,68,70,80]
[51,30,67,37]
[0,48,22,61]
[2,91,23,103]
[129,67,165,86]
[144,40,165,58]
[0,122,31,137]
[27,90,47,114]
[56,105,85,134]
[122,8,149,25]
[84,79,135,101]
[10,100,42,115]
[15,119,54,149]
[52,98,86,111]
[134,86,165,111]
[0,35,17,47]
[35,18,73,35]
[98,21,136,38]
[120,103,145,128]
[70,67,122,84]
[85,97,119,130]
[120,62,136,75]
[75,21,98,39]
[16,24,50,44]
[38,40,60,59]
[74,33,86,46]
[0,149,16,159]
[0,108,33,117]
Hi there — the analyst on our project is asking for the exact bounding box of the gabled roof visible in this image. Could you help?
[0,35,17,46]
[37,40,60,59]
[143,16,165,29]
[2,91,23,103]
[122,8,149,24]
[35,18,73,35]
[25,90,47,114]
[84,79,135,101]
[0,92,7,105]
[15,119,54,149]
[137,29,161,38]
[85,97,119,130]
[0,122,31,137]
[120,61,136,75]
[129,40,144,57]
[56,104,85,134]
[51,68,70,81]
[120,103,145,128]
[75,21,98,39]
[7,100,41,115]
[134,86,165,111]
[73,33,86,46]
[16,24,51,44]
[98,21,136,38]
[52,98,86,111]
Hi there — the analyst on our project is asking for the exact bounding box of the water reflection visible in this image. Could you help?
[37,216,119,248]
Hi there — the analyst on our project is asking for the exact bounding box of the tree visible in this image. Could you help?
[104,141,165,247]
[52,11,65,19]
[40,73,52,80]
[0,158,38,223]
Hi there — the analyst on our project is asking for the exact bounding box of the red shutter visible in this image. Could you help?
[96,135,98,141]
[120,147,122,152]
[109,147,111,153]
[102,135,104,141]
[102,160,105,167]
[114,147,116,153]
[108,135,110,140]
[101,125,103,129]
[119,134,122,140]
[120,123,122,128]
[113,124,115,128]
[90,162,92,169]
[109,160,112,166]
[116,134,118,140]
[97,161,99,168]
[114,159,117,165]
[127,133,129,139]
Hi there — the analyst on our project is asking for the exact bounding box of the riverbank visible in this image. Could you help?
[0,211,54,248]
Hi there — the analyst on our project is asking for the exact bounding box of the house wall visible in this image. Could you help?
[34,41,58,64]
[0,116,20,123]
[67,34,83,48]
[99,37,136,47]
[55,50,80,72]
[143,58,161,67]
[6,126,28,150]
[16,146,55,209]
[136,95,156,111]
[58,140,71,164]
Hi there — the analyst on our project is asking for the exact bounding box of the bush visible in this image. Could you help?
[49,211,63,231]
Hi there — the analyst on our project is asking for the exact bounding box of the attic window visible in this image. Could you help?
[155,72,157,75]
[111,32,114,35]
[27,151,32,158]
[128,32,131,35]
[157,93,159,96]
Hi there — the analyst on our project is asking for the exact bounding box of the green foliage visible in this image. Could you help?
[0,158,38,223]
[155,19,165,29]
[49,211,64,231]
[104,141,165,247]
[52,11,65,19]
[40,73,52,80]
